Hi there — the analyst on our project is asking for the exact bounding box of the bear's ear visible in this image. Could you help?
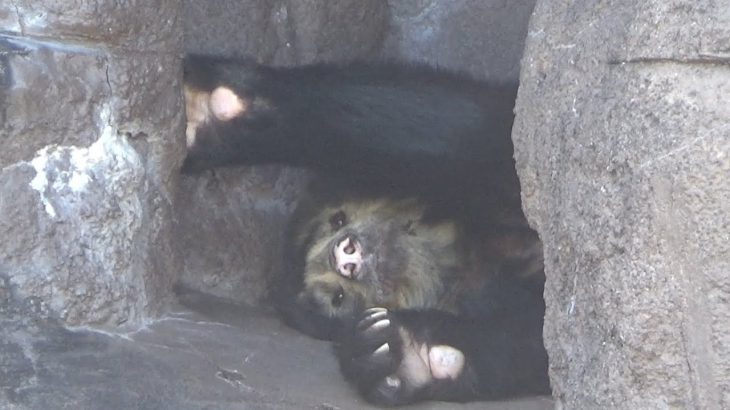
[209,86,248,121]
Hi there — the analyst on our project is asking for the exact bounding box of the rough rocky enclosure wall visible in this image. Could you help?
[3,1,726,408]
[0,1,183,327]
[513,1,729,408]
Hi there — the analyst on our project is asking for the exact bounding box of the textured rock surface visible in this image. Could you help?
[184,0,389,66]
[0,1,184,327]
[175,167,309,305]
[513,1,730,408]
[382,0,537,82]
[178,0,537,304]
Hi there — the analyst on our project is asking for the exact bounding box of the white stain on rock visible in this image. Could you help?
[29,105,143,218]
[29,151,56,217]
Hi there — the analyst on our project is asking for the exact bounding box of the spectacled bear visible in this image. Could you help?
[182,55,549,405]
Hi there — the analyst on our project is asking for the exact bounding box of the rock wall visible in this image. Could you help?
[0,1,184,327]
[382,0,537,82]
[513,1,730,408]
[185,0,389,66]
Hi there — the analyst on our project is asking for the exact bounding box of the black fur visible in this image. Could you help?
[183,55,548,404]
[183,55,524,228]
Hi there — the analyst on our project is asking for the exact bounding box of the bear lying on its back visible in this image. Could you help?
[182,55,549,405]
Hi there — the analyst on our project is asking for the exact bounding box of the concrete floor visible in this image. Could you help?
[0,289,553,409]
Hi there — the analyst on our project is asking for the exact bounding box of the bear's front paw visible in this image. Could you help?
[340,307,401,376]
[337,307,468,405]
[336,308,409,402]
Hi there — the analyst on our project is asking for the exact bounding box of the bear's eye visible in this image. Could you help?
[329,210,347,231]
[331,286,345,308]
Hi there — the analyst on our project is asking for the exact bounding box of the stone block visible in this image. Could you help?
[513,1,730,407]
[184,0,389,65]
[0,1,183,327]
[382,0,537,82]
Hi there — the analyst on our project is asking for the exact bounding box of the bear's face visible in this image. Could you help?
[294,198,463,319]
